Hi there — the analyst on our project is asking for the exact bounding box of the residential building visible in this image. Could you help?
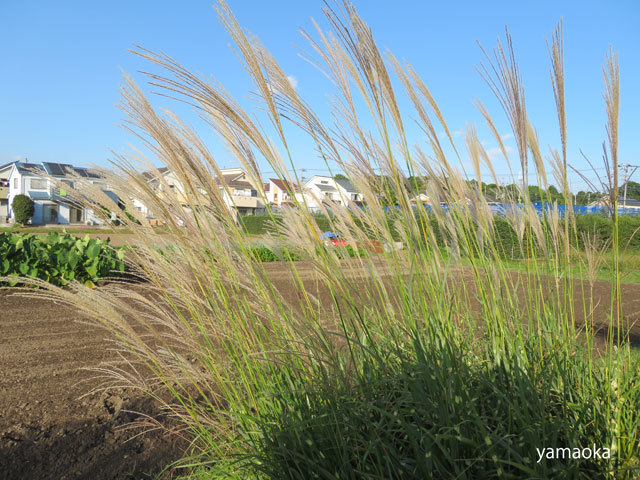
[215,168,265,216]
[299,175,364,210]
[0,162,14,222]
[6,162,115,225]
[136,166,266,221]
[334,178,364,204]
[133,167,186,220]
[264,178,298,206]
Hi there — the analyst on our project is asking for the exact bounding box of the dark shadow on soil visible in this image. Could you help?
[0,395,187,480]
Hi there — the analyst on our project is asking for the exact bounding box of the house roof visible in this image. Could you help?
[13,162,102,179]
[214,173,255,190]
[0,161,17,173]
[16,163,46,175]
[315,183,337,192]
[141,167,169,181]
[335,178,357,193]
[269,178,298,191]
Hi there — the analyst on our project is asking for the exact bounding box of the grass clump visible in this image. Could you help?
[30,2,640,479]
[239,331,633,479]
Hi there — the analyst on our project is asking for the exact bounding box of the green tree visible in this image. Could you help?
[407,175,427,193]
[12,194,35,225]
[527,185,543,202]
[619,181,640,201]
[333,174,348,180]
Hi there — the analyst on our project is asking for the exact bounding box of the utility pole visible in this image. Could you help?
[620,163,640,208]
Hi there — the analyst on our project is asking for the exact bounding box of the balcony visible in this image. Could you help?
[231,195,262,209]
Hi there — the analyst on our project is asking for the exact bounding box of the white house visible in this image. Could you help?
[0,161,15,222]
[298,175,364,210]
[264,178,298,206]
[6,162,116,225]
[334,178,364,203]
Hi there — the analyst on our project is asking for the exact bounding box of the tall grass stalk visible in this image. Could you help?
[26,2,640,478]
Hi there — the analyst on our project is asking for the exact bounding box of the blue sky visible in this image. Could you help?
[1,0,638,191]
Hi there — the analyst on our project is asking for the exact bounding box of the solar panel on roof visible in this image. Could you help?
[44,162,64,176]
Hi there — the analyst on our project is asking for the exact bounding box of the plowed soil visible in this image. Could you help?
[2,263,640,479]
[0,293,186,480]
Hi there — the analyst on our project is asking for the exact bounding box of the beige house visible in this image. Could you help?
[135,167,266,222]
[215,168,265,216]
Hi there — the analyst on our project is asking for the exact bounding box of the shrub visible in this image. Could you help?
[12,194,35,225]
[240,215,282,235]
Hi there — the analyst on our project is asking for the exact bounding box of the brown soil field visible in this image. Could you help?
[0,293,186,480]
[2,263,640,479]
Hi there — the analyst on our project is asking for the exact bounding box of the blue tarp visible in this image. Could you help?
[381,202,640,217]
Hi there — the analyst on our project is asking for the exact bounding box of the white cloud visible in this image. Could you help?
[486,145,514,161]
[13,155,23,161]
[453,130,465,138]
[501,133,514,141]
[287,75,298,90]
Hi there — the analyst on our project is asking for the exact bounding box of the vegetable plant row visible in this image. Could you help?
[0,232,125,287]
[249,245,366,262]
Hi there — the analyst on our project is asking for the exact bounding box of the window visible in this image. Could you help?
[30,178,47,189]
[320,180,329,184]
[13,178,18,189]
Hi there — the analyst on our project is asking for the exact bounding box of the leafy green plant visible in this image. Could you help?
[0,232,125,287]
[249,246,301,262]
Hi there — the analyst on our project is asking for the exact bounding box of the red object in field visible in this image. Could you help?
[329,238,348,247]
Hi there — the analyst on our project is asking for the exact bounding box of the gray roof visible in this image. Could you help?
[0,161,17,173]
[335,178,357,193]
[315,183,337,192]
[142,166,169,181]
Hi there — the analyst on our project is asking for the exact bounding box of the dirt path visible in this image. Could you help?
[1,263,640,479]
